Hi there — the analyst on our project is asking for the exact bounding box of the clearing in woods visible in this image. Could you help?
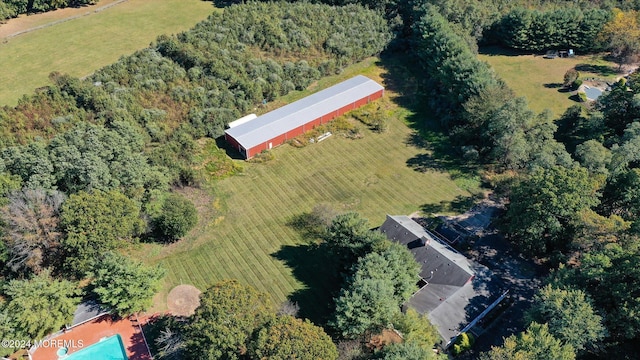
[0,0,215,106]
[139,57,478,321]
[479,47,620,117]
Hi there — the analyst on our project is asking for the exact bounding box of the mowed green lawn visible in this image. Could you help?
[0,0,215,106]
[144,59,473,315]
[479,48,619,117]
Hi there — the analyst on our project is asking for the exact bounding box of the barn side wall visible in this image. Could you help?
[225,133,246,158]
[243,91,383,159]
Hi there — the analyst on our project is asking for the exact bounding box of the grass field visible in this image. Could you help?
[138,58,476,321]
[479,47,620,117]
[0,0,215,106]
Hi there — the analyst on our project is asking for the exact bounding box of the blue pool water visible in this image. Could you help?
[65,334,128,360]
[584,86,603,100]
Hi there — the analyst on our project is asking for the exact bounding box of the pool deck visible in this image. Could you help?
[31,314,153,360]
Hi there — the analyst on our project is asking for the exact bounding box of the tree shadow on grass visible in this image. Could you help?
[285,213,325,243]
[575,63,618,77]
[205,0,242,8]
[271,243,341,326]
[377,52,481,184]
[478,45,533,57]
[421,194,483,215]
[543,83,563,89]
[406,153,444,172]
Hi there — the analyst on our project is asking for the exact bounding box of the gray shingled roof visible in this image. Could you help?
[380,215,501,343]
[72,300,109,326]
[379,215,474,287]
[224,75,383,149]
[406,265,495,342]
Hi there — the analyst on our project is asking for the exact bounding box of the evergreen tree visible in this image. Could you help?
[88,252,165,317]
[4,271,80,339]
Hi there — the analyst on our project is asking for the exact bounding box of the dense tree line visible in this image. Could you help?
[270,0,640,48]
[0,0,94,22]
[0,2,391,357]
[413,4,571,170]
[397,2,640,358]
[492,7,610,52]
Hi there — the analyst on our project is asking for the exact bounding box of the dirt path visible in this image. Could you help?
[0,0,127,39]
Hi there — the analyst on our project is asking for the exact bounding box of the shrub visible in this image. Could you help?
[572,79,583,90]
[451,332,474,355]
[249,150,275,163]
[564,69,579,88]
[370,116,388,133]
[0,2,17,22]
[154,193,198,241]
[578,91,588,102]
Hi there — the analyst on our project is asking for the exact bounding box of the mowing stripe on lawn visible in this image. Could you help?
[147,60,475,313]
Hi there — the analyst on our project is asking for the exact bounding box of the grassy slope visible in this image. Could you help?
[0,0,214,106]
[479,49,619,117]
[141,58,474,317]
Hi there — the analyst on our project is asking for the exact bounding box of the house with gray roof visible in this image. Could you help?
[379,215,501,346]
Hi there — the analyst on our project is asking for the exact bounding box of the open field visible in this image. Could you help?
[0,0,215,106]
[479,48,620,117]
[139,58,475,319]
[0,0,123,38]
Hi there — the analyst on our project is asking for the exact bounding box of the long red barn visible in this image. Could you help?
[224,75,384,159]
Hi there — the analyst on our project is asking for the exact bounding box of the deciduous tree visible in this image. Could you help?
[1,189,65,274]
[525,285,606,352]
[392,309,440,352]
[154,193,197,242]
[60,190,143,274]
[549,243,640,339]
[248,315,338,360]
[503,165,600,255]
[480,322,575,360]
[599,8,640,69]
[575,140,612,177]
[183,280,273,359]
[377,342,436,360]
[331,277,398,339]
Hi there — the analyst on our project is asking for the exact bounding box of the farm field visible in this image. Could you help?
[479,47,620,117]
[0,0,123,37]
[0,0,215,106]
[141,58,475,319]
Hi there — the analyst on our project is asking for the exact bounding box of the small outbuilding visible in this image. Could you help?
[224,75,384,159]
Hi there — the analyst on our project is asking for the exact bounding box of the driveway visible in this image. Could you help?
[464,232,543,354]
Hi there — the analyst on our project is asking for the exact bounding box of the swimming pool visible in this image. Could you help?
[584,86,603,100]
[64,334,128,360]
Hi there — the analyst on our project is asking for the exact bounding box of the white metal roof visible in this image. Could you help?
[224,75,383,149]
[228,114,257,128]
